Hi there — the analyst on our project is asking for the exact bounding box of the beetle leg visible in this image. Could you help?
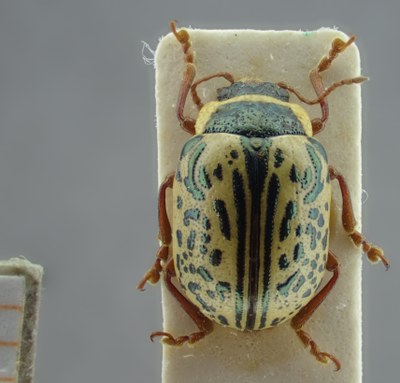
[170,21,197,135]
[277,36,366,135]
[329,165,390,269]
[151,258,214,346]
[171,22,236,131]
[137,173,175,291]
[291,249,341,371]
[309,35,357,134]
[191,72,235,109]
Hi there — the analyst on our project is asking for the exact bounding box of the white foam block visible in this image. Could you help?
[155,27,362,383]
[0,257,43,383]
[0,276,25,382]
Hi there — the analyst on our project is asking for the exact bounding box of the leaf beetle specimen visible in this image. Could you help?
[138,21,389,371]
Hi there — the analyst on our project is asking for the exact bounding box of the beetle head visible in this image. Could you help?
[217,81,289,102]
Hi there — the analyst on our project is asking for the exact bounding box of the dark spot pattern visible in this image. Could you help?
[213,163,223,180]
[201,234,211,243]
[216,281,231,302]
[308,207,319,219]
[183,208,200,226]
[197,266,213,282]
[187,230,196,250]
[274,148,284,168]
[230,150,239,159]
[279,254,290,270]
[209,249,223,266]
[218,315,229,326]
[188,282,200,294]
[176,196,183,209]
[306,223,317,250]
[207,290,215,299]
[293,242,305,261]
[176,230,182,247]
[279,200,297,241]
[292,275,306,293]
[199,245,208,255]
[277,271,298,297]
[322,229,329,250]
[202,216,211,230]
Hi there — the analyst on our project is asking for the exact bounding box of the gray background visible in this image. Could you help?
[0,1,398,382]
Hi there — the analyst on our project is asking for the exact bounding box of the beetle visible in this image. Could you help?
[138,21,389,371]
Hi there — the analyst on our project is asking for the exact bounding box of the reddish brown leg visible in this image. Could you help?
[291,250,341,371]
[329,165,389,269]
[170,21,197,135]
[191,72,235,109]
[151,258,214,346]
[137,173,175,291]
[277,36,367,135]
[171,22,236,131]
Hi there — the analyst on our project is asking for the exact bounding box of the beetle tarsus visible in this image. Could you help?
[136,262,162,291]
[350,231,390,270]
[296,328,341,371]
[150,330,208,346]
[329,165,390,270]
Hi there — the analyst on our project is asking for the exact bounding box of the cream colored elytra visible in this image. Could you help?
[172,94,331,330]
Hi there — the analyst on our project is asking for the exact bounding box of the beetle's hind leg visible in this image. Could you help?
[150,257,214,346]
[137,173,174,290]
[291,250,341,371]
[329,166,389,269]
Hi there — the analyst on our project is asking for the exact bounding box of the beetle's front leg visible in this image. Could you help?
[190,72,235,109]
[137,173,175,291]
[328,165,389,269]
[170,21,197,135]
[277,36,366,135]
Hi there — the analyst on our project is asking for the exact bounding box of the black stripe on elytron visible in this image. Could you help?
[245,147,268,330]
[232,169,246,329]
[260,173,280,329]
[212,200,231,240]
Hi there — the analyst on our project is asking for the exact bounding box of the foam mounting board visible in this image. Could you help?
[155,26,362,383]
[0,257,43,383]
